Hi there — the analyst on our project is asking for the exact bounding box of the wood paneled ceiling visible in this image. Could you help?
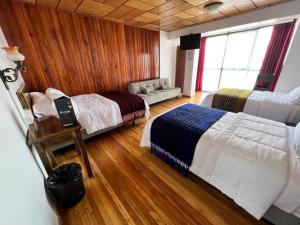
[17,0,291,31]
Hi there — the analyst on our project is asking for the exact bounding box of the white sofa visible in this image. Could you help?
[128,78,181,105]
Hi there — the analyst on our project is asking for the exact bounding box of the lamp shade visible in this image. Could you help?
[2,46,25,62]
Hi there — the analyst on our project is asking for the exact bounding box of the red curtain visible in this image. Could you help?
[195,37,207,91]
[260,19,297,91]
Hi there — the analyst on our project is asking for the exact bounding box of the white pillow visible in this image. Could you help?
[45,87,79,117]
[288,87,300,104]
[30,92,58,118]
[294,123,300,156]
[30,92,48,104]
[45,87,67,100]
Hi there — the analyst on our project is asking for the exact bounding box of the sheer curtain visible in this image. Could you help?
[201,35,227,92]
[202,27,273,92]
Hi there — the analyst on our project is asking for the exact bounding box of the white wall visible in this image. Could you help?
[159,36,199,94]
[159,31,179,87]
[183,50,199,97]
[0,29,34,127]
[275,23,300,93]
[0,29,58,225]
[0,86,58,225]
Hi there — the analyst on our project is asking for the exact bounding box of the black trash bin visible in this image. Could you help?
[45,163,85,208]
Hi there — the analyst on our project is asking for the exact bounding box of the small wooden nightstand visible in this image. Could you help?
[27,116,93,177]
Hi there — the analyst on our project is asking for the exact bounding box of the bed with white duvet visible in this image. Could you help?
[201,87,300,124]
[141,105,300,221]
[31,88,150,135]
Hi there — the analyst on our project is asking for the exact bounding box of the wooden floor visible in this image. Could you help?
[56,92,272,225]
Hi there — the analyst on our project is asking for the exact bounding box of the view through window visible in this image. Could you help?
[202,27,273,92]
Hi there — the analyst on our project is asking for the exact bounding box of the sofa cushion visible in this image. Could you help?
[140,82,147,88]
[152,81,160,90]
[128,78,181,105]
[161,83,169,90]
[128,83,140,94]
[141,88,147,94]
[160,79,170,88]
[138,87,181,105]
[141,87,153,94]
[146,85,154,92]
[139,93,164,105]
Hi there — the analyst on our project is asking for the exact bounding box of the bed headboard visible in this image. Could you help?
[16,83,32,110]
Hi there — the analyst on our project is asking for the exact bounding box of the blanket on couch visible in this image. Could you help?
[150,104,225,174]
[212,88,252,112]
[100,91,146,123]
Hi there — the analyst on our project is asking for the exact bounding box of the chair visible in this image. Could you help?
[254,73,274,91]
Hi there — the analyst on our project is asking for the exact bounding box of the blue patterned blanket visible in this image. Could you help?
[150,104,225,174]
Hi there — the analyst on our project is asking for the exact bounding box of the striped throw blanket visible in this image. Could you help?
[212,88,252,113]
[150,104,226,175]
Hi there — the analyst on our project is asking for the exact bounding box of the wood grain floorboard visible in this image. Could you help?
[55,93,273,225]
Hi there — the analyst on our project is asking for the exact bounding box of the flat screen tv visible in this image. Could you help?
[180,33,201,50]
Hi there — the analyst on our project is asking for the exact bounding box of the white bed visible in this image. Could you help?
[73,93,150,134]
[201,88,300,124]
[141,106,300,220]
[72,94,124,134]
[31,88,150,134]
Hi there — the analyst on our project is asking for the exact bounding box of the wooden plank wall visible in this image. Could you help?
[0,0,159,96]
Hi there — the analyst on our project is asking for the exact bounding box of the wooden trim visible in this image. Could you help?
[175,46,186,90]
[16,82,32,110]
[0,1,160,96]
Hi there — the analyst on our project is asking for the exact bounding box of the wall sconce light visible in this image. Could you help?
[1,46,26,90]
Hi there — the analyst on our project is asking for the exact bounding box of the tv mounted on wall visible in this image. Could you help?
[180,33,201,50]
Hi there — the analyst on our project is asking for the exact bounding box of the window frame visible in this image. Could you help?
[202,26,273,91]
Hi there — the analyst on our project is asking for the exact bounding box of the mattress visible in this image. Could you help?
[73,93,149,134]
[201,90,300,124]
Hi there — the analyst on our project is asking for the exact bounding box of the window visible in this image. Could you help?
[202,27,273,92]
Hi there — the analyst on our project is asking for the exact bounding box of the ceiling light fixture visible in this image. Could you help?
[203,1,224,14]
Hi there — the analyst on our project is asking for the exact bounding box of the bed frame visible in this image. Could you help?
[264,206,300,225]
[16,83,127,150]
[16,83,300,225]
[16,83,32,111]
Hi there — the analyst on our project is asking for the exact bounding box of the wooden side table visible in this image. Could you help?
[27,116,93,177]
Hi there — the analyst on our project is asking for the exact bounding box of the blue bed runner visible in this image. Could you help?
[150,104,225,175]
